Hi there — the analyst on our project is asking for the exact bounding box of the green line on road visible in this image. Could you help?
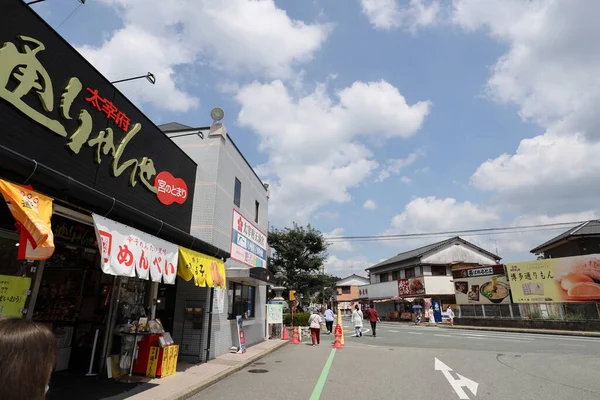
[309,349,336,400]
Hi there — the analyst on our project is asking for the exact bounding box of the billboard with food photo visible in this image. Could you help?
[506,254,600,303]
[452,265,511,305]
[398,277,425,296]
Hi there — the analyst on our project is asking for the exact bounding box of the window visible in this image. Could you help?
[233,178,241,207]
[405,268,415,278]
[227,281,255,319]
[341,286,351,294]
[379,273,389,282]
[255,200,260,223]
[392,270,399,280]
[431,265,447,276]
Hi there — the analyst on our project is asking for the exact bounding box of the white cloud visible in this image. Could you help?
[236,79,431,225]
[324,228,354,252]
[78,0,331,111]
[363,200,378,210]
[400,176,412,183]
[471,132,600,214]
[382,196,597,263]
[360,0,440,32]
[325,255,372,278]
[389,196,499,234]
[448,0,600,217]
[375,151,420,182]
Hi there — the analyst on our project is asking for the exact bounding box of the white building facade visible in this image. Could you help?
[160,122,270,362]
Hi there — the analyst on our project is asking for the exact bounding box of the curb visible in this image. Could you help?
[444,325,600,338]
[167,340,289,400]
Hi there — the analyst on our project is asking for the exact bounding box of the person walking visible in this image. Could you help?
[429,305,436,326]
[351,305,363,337]
[308,310,322,346]
[447,306,455,326]
[324,306,335,334]
[0,318,58,400]
[367,304,379,337]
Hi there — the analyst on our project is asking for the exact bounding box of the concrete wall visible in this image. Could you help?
[169,130,269,361]
[336,285,360,302]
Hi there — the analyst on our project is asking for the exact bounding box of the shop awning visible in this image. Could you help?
[177,247,226,289]
[0,146,229,260]
[92,214,178,284]
[249,267,275,284]
[227,267,271,286]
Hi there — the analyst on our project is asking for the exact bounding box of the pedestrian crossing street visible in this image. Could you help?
[341,322,600,345]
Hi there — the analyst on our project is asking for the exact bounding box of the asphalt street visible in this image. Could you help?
[191,319,600,400]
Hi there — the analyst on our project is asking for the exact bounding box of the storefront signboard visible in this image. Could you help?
[231,209,267,268]
[452,265,510,305]
[506,254,600,303]
[0,275,31,317]
[267,303,283,324]
[0,179,54,260]
[236,315,246,354]
[398,277,425,296]
[177,247,226,288]
[0,1,196,232]
[92,214,178,284]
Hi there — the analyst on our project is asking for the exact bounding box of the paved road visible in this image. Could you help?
[191,320,600,400]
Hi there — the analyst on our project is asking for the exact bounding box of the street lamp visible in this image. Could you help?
[111,72,156,85]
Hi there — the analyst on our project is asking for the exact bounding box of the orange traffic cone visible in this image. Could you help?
[291,327,301,344]
[282,325,289,340]
[333,324,343,349]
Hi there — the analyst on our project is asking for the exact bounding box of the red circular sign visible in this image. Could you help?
[154,171,188,205]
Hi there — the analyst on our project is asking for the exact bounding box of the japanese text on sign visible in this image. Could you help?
[85,88,130,132]
[0,275,31,318]
[468,267,493,277]
[231,210,267,268]
[0,35,187,205]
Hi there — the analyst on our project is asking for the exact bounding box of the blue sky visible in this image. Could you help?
[32,0,600,278]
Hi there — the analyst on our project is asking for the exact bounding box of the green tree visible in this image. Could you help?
[267,223,329,298]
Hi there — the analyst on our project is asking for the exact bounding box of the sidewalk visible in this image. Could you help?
[445,324,600,337]
[102,339,288,400]
[377,319,600,337]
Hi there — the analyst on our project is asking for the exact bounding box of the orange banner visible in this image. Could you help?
[0,180,54,260]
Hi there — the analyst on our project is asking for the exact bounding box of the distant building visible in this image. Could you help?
[334,274,369,314]
[531,220,600,259]
[159,121,271,363]
[363,236,501,319]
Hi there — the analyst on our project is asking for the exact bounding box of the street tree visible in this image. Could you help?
[267,223,329,299]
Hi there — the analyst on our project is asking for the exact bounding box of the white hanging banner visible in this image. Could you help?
[92,214,178,284]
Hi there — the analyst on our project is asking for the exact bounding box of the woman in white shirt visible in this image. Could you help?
[351,305,363,337]
[308,310,323,346]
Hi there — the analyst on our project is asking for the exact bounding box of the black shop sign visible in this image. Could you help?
[0,0,196,232]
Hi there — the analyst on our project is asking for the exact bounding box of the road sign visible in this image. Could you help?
[434,358,478,399]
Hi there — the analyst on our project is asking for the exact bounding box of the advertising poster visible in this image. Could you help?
[212,288,225,314]
[506,254,600,303]
[236,315,246,353]
[398,277,425,296]
[432,300,442,323]
[452,265,511,305]
[178,247,227,289]
[267,304,283,324]
[231,210,267,268]
[0,275,31,317]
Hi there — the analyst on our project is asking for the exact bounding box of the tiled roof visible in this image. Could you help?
[367,236,500,271]
[530,220,600,254]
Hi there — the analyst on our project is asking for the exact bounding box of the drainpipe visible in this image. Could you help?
[205,287,215,363]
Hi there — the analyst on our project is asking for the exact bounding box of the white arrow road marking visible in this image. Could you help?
[435,358,479,399]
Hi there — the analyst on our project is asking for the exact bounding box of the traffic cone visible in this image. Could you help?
[291,327,300,344]
[332,324,343,349]
[282,325,289,340]
[337,310,345,346]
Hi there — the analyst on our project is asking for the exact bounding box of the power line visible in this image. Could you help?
[325,220,585,242]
